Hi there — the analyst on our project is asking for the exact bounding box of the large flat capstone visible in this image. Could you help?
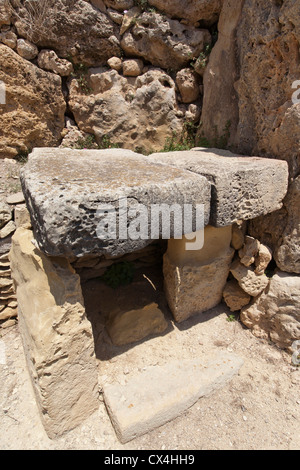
[148,148,289,227]
[103,351,244,443]
[21,148,211,258]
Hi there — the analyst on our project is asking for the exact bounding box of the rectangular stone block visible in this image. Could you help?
[9,228,99,438]
[103,351,244,443]
[148,148,289,227]
[21,148,211,258]
[163,225,234,322]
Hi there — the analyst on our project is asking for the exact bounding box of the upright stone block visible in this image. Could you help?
[9,228,99,438]
[148,148,289,227]
[163,225,234,322]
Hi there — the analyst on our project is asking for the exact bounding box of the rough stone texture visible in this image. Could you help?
[275,176,300,274]
[0,45,66,159]
[230,258,270,297]
[240,271,300,350]
[238,236,260,267]
[0,200,12,229]
[176,68,201,104]
[0,0,11,26]
[199,0,300,274]
[148,148,289,227]
[231,221,246,250]
[14,0,121,67]
[16,38,38,60]
[120,12,211,71]
[254,244,272,275]
[20,148,211,258]
[14,204,31,230]
[148,0,223,26]
[69,68,192,153]
[198,0,244,147]
[0,220,15,239]
[164,225,234,322]
[99,278,168,346]
[103,0,134,10]
[122,58,144,77]
[0,30,17,49]
[9,228,99,438]
[107,56,123,72]
[223,279,251,312]
[37,50,74,77]
[103,351,243,443]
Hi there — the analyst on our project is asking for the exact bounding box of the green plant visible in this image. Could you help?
[191,43,212,71]
[98,135,120,150]
[196,120,232,150]
[71,63,92,95]
[73,135,98,150]
[14,148,30,164]
[227,313,238,322]
[100,262,135,289]
[161,121,198,153]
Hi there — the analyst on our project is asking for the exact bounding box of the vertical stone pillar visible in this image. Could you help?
[163,225,234,322]
[9,228,99,438]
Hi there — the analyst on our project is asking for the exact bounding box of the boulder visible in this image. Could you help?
[223,279,251,312]
[0,200,12,229]
[238,236,260,267]
[148,148,289,227]
[16,38,38,60]
[0,45,66,159]
[240,271,300,350]
[121,12,211,71]
[0,30,17,49]
[176,68,201,104]
[9,227,99,438]
[20,148,211,258]
[37,50,74,77]
[230,258,269,297]
[0,0,11,26]
[14,0,121,67]
[122,58,144,77]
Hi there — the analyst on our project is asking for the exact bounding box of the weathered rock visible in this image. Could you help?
[103,0,134,10]
[9,227,99,438]
[275,176,300,274]
[0,220,15,239]
[0,30,17,49]
[6,192,25,205]
[198,0,244,147]
[121,12,211,71]
[14,204,31,229]
[0,305,17,321]
[223,279,251,312]
[0,45,66,159]
[98,276,168,346]
[255,244,272,275]
[231,221,246,250]
[20,148,211,258]
[148,0,223,26]
[0,200,12,229]
[107,56,123,72]
[103,351,243,443]
[38,50,74,77]
[69,68,188,152]
[120,6,141,35]
[148,148,289,227]
[238,236,260,267]
[14,0,121,67]
[164,225,234,322]
[16,38,38,60]
[0,0,11,26]
[176,68,200,104]
[122,58,144,77]
[240,271,300,350]
[230,258,269,297]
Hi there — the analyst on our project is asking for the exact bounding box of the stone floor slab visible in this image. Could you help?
[103,351,243,443]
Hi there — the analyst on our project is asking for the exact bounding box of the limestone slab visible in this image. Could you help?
[103,351,243,443]
[9,228,99,438]
[163,225,234,322]
[20,148,211,258]
[148,148,289,227]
